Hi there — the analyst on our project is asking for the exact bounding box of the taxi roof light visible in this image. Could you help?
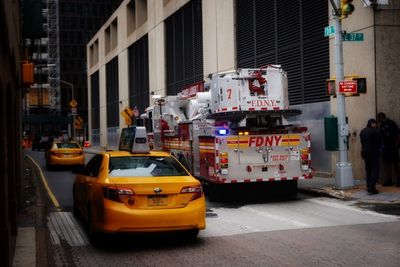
[119,126,150,153]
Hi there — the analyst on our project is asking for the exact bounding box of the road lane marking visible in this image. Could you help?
[26,155,62,211]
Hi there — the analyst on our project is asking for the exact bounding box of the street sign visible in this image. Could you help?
[120,107,133,126]
[343,32,364,41]
[71,107,77,116]
[69,99,78,108]
[339,81,357,93]
[74,118,82,129]
[324,25,335,37]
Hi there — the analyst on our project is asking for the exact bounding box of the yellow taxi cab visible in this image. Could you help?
[45,140,85,170]
[73,127,206,243]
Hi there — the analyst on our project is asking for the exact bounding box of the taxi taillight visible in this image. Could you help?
[180,185,202,201]
[102,186,135,203]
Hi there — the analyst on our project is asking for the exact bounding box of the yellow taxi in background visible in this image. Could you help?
[45,141,85,170]
[73,150,206,242]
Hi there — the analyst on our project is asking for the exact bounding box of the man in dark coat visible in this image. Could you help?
[377,112,400,187]
[360,118,380,194]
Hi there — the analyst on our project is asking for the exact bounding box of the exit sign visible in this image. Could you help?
[343,32,364,41]
[339,81,358,93]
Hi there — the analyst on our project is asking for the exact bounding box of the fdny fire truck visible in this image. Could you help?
[141,65,312,193]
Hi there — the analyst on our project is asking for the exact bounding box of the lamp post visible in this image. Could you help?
[50,77,76,138]
[329,0,355,189]
[34,64,56,134]
[59,79,76,138]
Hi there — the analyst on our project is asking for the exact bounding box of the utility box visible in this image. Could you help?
[324,116,339,151]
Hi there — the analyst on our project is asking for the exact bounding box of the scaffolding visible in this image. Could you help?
[47,0,61,115]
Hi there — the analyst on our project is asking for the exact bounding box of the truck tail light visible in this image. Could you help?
[300,149,310,171]
[220,152,229,174]
[102,186,135,203]
[293,127,308,133]
[180,185,202,201]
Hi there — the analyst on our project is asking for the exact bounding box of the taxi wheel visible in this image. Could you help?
[46,162,54,171]
[87,206,102,245]
[183,229,199,239]
[72,188,80,218]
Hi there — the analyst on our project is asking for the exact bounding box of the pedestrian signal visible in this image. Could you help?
[352,77,367,94]
[326,79,336,96]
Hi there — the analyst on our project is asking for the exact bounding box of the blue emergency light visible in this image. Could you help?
[217,128,228,135]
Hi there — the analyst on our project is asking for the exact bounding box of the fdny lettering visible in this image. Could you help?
[249,136,282,147]
[250,100,278,107]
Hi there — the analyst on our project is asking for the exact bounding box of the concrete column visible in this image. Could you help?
[118,49,130,129]
[202,0,235,76]
[148,23,166,97]
[99,65,108,148]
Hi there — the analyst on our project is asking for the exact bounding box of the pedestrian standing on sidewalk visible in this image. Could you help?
[377,112,400,187]
[360,118,380,194]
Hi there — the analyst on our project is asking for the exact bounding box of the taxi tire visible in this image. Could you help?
[72,188,80,218]
[46,162,54,171]
[87,206,102,246]
[183,229,199,239]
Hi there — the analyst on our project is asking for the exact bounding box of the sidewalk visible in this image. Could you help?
[299,176,400,204]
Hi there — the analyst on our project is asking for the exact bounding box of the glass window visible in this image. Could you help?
[108,156,189,177]
[55,142,80,149]
[83,155,103,177]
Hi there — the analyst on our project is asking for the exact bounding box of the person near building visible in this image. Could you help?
[360,118,380,194]
[377,112,400,187]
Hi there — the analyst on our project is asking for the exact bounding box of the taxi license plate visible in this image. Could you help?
[148,195,168,206]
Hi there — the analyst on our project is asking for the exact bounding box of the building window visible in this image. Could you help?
[91,71,100,130]
[128,35,149,117]
[106,57,119,128]
[105,18,118,55]
[126,0,136,36]
[90,39,99,67]
[136,0,148,28]
[236,0,329,105]
[165,0,203,95]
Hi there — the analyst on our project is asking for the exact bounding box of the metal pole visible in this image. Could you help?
[333,0,354,189]
[58,79,75,138]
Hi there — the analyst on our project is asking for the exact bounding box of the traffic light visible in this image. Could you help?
[341,0,355,18]
[326,79,336,96]
[352,77,367,93]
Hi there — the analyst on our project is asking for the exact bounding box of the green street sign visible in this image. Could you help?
[324,25,335,37]
[343,32,364,41]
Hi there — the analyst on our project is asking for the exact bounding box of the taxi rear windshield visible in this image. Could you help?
[108,156,189,177]
[56,142,80,149]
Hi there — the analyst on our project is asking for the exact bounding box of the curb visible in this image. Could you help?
[299,186,400,204]
[14,155,52,267]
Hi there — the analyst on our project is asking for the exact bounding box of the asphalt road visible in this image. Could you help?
[26,150,400,267]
